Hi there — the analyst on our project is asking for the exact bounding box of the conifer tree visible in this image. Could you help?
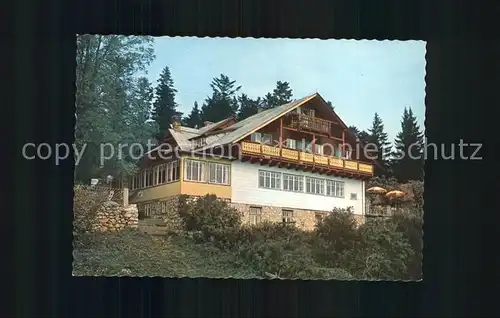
[200,74,241,122]
[262,81,293,109]
[151,66,180,141]
[183,101,203,128]
[367,113,391,175]
[237,94,261,120]
[390,107,424,182]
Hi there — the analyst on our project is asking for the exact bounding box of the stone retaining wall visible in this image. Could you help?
[92,201,139,232]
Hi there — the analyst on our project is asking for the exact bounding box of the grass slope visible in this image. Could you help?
[72,229,257,278]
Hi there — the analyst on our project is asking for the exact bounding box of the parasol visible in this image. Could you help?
[367,186,387,194]
[385,190,405,199]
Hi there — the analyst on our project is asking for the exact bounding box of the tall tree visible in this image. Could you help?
[348,125,370,145]
[367,113,391,175]
[262,81,293,109]
[183,101,203,128]
[151,66,180,141]
[201,74,241,122]
[237,94,261,120]
[390,107,424,182]
[327,101,335,111]
[75,35,157,182]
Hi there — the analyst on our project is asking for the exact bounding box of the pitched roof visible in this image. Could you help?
[199,93,318,151]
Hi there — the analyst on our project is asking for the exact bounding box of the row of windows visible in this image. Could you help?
[248,206,295,225]
[129,160,180,190]
[184,159,230,185]
[258,170,350,198]
[129,159,231,189]
[248,206,325,226]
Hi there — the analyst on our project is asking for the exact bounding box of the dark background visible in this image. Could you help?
[7,0,492,316]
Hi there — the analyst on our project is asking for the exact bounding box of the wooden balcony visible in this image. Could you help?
[288,114,332,134]
[240,141,373,177]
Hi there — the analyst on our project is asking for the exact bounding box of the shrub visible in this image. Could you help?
[340,218,414,280]
[234,238,318,279]
[178,194,242,247]
[392,210,423,280]
[315,208,359,252]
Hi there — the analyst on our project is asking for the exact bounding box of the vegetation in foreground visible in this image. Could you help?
[73,180,423,280]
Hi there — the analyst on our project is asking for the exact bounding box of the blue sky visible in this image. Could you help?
[145,37,426,142]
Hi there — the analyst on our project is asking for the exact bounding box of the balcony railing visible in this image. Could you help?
[241,141,373,176]
[288,114,332,134]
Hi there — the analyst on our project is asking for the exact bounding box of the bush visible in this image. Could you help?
[315,208,359,253]
[178,194,242,247]
[392,210,423,280]
[340,218,415,280]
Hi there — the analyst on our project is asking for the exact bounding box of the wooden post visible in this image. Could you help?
[312,134,316,165]
[123,188,129,206]
[279,118,283,156]
[341,130,345,158]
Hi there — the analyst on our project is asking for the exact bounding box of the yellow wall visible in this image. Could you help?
[129,181,181,204]
[180,155,232,199]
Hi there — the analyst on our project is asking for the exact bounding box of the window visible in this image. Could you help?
[350,193,358,200]
[194,138,206,148]
[304,140,313,153]
[282,209,294,224]
[326,180,344,198]
[306,177,324,195]
[159,164,166,184]
[130,175,140,190]
[251,132,272,144]
[167,160,180,182]
[259,170,281,190]
[160,201,168,214]
[315,213,324,224]
[152,166,160,185]
[315,144,324,155]
[144,204,152,217]
[249,206,262,225]
[344,149,352,159]
[283,174,303,192]
[285,138,296,149]
[184,160,206,182]
[141,169,153,188]
[334,146,341,157]
[296,139,305,151]
[209,162,230,185]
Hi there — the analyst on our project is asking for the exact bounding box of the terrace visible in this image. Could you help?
[240,141,373,178]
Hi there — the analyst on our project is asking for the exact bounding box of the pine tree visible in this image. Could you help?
[201,74,241,122]
[367,113,391,175]
[151,66,180,141]
[183,101,203,128]
[262,81,293,109]
[326,100,335,111]
[390,107,424,182]
[348,125,370,145]
[237,94,261,120]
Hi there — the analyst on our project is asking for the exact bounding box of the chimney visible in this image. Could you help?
[172,115,181,131]
[204,121,213,127]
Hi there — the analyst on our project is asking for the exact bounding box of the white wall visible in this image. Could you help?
[231,161,365,215]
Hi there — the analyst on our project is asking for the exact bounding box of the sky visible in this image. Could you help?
[145,37,426,142]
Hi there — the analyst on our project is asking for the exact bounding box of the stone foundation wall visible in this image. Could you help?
[92,201,139,232]
[231,203,365,231]
[136,195,184,231]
